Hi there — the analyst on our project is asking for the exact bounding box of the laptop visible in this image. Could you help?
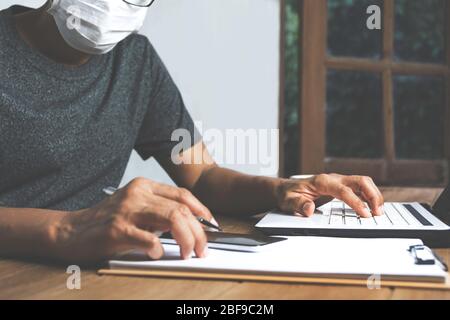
[256,184,450,247]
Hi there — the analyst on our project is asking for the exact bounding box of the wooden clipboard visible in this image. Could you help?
[98,268,450,291]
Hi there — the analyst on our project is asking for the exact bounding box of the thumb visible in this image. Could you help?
[283,195,316,217]
[300,200,316,217]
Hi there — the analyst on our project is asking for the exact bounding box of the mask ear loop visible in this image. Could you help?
[46,0,57,12]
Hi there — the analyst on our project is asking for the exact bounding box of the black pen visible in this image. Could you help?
[102,186,222,231]
[196,216,223,232]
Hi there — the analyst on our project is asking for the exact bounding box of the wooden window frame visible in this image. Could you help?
[294,0,450,186]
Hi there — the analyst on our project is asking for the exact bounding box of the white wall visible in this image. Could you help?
[1,0,280,186]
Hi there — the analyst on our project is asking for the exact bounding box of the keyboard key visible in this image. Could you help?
[331,202,344,212]
[392,203,422,227]
[331,208,343,216]
[383,204,408,226]
[343,209,358,217]
[344,202,375,216]
[403,204,432,226]
[344,216,360,226]
[360,217,377,226]
[329,214,344,225]
[373,214,392,227]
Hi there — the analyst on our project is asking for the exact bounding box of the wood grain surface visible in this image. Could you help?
[0,187,448,300]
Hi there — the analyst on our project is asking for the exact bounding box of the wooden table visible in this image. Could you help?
[1,187,449,300]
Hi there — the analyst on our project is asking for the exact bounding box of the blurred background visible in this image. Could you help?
[1,0,448,187]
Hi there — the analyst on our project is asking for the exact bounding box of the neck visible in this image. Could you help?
[13,2,92,67]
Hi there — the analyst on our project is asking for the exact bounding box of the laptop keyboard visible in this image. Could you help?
[324,202,425,227]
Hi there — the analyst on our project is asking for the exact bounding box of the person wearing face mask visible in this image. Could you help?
[0,0,384,263]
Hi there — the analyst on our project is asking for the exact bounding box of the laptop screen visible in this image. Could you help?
[432,185,450,225]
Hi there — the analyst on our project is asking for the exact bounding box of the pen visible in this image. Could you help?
[102,186,222,231]
[196,217,223,231]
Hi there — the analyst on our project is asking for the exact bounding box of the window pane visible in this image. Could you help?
[328,0,382,59]
[326,71,383,158]
[394,75,445,159]
[283,0,300,177]
[394,0,446,64]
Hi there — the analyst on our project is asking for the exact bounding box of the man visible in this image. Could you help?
[0,0,384,263]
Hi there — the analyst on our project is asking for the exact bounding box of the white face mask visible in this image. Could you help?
[48,0,149,55]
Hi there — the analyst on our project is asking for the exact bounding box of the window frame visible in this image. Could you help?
[289,0,450,185]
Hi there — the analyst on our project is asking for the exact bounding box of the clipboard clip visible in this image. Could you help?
[408,245,448,271]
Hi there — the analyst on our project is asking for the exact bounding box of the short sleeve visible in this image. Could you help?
[134,43,201,160]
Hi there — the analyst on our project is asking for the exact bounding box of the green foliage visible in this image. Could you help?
[328,0,383,58]
[395,0,445,63]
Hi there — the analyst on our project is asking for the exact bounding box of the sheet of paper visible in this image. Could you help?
[109,237,448,282]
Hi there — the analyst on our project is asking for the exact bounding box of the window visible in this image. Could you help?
[281,0,449,186]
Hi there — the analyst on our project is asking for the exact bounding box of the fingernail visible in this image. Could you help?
[211,218,220,227]
[375,208,382,216]
[183,251,194,260]
[302,202,314,217]
[203,247,209,257]
[303,202,311,211]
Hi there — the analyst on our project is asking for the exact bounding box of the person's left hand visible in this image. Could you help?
[275,174,384,218]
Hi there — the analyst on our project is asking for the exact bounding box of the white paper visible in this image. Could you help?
[109,237,448,282]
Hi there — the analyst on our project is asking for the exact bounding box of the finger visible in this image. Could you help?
[344,176,384,216]
[134,196,198,259]
[281,194,316,217]
[151,183,214,221]
[368,178,385,213]
[186,214,208,258]
[133,193,208,262]
[132,194,181,231]
[169,209,196,260]
[124,226,165,260]
[328,185,372,218]
[358,177,384,215]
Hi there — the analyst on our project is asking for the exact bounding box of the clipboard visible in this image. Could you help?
[98,238,450,291]
[98,267,450,290]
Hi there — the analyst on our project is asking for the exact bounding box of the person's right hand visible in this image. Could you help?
[52,178,216,263]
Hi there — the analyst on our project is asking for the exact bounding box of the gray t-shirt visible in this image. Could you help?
[0,6,199,211]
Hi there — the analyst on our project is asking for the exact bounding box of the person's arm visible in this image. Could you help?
[0,207,64,260]
[157,142,384,217]
[0,179,214,263]
[195,167,281,216]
